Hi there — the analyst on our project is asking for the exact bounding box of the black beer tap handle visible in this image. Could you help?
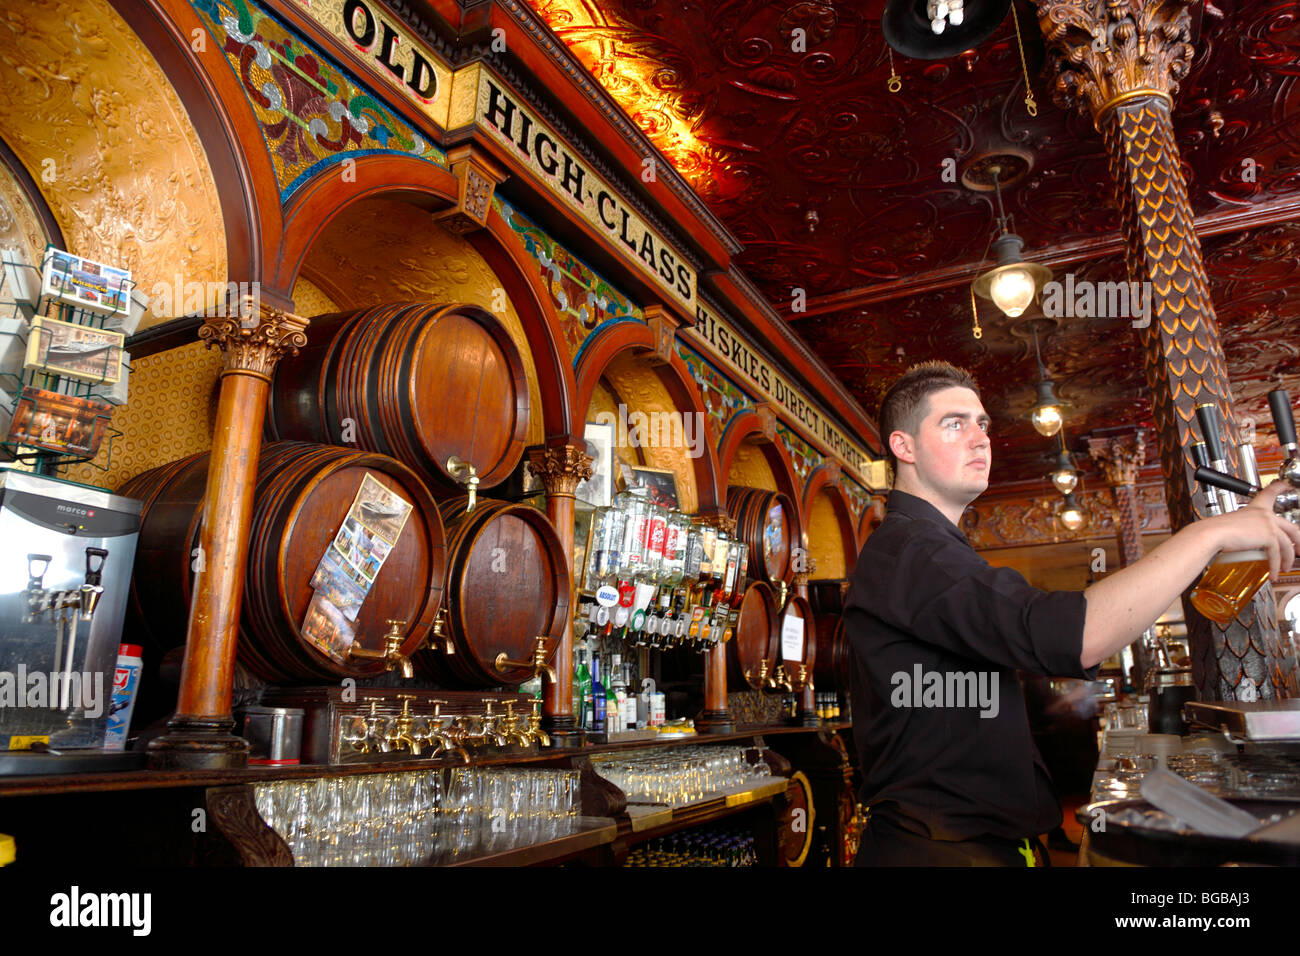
[26,554,51,589]
[1190,442,1210,469]
[1194,466,1260,498]
[1270,389,1298,449]
[84,547,108,587]
[1196,403,1226,463]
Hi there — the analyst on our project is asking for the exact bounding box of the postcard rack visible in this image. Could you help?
[0,250,132,473]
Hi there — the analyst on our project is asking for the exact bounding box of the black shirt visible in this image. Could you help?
[844,489,1098,842]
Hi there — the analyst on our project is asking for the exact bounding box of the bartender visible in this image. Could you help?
[847,361,1300,866]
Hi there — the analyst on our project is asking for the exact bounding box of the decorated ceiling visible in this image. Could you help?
[525,0,1300,486]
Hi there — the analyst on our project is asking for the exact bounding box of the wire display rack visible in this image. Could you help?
[0,248,134,475]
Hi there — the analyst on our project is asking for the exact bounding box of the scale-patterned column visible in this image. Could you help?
[1037,0,1294,699]
[1087,431,1148,568]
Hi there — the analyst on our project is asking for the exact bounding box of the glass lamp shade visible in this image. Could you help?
[1050,455,1078,495]
[1059,494,1085,531]
[988,267,1036,318]
[1030,379,1065,437]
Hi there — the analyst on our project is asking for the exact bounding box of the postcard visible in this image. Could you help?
[25,316,124,385]
[40,248,131,317]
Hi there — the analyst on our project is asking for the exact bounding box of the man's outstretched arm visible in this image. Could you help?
[1080,481,1300,669]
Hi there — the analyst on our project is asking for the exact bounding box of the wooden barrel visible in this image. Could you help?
[268,302,530,492]
[416,496,568,686]
[813,613,853,693]
[728,581,780,690]
[121,441,446,682]
[727,486,798,584]
[778,594,817,690]
[807,578,849,617]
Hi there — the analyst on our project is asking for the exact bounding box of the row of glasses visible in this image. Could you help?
[438,767,582,861]
[254,770,443,867]
[591,745,775,808]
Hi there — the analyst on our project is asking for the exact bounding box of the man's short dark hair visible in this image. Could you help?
[878,361,980,479]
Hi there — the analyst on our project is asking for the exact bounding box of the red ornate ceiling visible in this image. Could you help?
[527,0,1300,485]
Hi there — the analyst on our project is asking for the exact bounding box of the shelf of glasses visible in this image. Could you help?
[435,815,618,867]
[623,776,789,833]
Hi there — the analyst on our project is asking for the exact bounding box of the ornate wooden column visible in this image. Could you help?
[1037,0,1294,700]
[697,509,736,734]
[148,299,309,769]
[1087,430,1148,568]
[526,442,593,747]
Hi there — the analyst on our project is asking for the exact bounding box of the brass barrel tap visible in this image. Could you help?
[356,699,391,754]
[348,620,414,678]
[447,456,480,512]
[384,694,422,755]
[494,636,557,683]
[497,699,533,747]
[771,663,793,693]
[797,662,812,693]
[744,658,770,688]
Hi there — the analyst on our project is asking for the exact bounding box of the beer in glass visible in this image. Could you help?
[1189,549,1270,623]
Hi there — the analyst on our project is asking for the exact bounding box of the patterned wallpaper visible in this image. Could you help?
[192,0,447,201]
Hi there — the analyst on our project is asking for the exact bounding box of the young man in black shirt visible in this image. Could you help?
[847,361,1300,866]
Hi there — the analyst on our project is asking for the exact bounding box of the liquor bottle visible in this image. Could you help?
[584,505,626,592]
[620,662,638,730]
[576,646,592,731]
[591,654,605,733]
[609,654,626,734]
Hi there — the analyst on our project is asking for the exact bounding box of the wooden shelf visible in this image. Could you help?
[0,724,849,799]
[433,816,619,867]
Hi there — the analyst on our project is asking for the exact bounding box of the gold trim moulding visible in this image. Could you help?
[1094,89,1174,129]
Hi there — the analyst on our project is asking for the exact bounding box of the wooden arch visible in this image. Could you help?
[717,409,806,544]
[273,155,577,443]
[574,319,723,514]
[802,464,861,574]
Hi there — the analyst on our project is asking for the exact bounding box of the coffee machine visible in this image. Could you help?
[0,470,140,773]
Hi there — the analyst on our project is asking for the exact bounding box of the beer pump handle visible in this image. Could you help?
[1196,404,1226,463]
[1193,466,1259,498]
[1269,390,1297,451]
[84,547,108,588]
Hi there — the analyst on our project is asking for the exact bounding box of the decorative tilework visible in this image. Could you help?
[493,194,641,363]
[192,0,446,201]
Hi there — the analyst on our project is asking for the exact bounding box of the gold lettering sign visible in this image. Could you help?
[475,70,697,313]
[686,303,885,488]
[289,0,453,129]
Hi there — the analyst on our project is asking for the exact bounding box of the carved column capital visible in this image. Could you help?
[1036,0,1196,124]
[698,510,737,536]
[198,297,309,382]
[1087,430,1148,487]
[526,443,594,498]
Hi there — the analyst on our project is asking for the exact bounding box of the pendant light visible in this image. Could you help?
[1048,438,1078,495]
[1028,324,1065,438]
[1058,493,1085,531]
[972,167,1051,319]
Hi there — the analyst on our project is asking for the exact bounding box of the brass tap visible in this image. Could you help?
[384,694,422,755]
[447,456,480,512]
[457,701,509,749]
[771,663,794,693]
[526,698,551,748]
[798,662,812,693]
[348,620,414,678]
[497,700,534,747]
[431,607,454,656]
[424,699,470,763]
[494,636,557,683]
[357,699,391,754]
[744,658,770,688]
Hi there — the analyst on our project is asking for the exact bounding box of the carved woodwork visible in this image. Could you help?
[1037,0,1293,700]
[148,301,310,770]
[205,785,294,867]
[643,304,680,366]
[433,145,510,234]
[1088,429,1149,566]
[527,441,593,743]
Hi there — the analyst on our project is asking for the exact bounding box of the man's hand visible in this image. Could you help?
[1204,480,1300,582]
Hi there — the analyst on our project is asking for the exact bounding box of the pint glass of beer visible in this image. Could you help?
[1189,549,1271,624]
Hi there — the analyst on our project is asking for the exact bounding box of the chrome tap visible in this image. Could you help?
[24,554,51,623]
